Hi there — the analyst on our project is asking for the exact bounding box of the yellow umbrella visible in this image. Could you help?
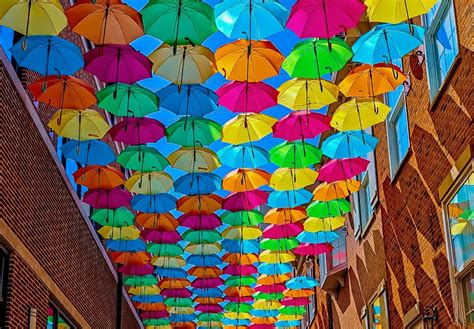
[330,98,391,131]
[252,317,277,324]
[222,113,277,144]
[151,255,186,268]
[149,43,216,85]
[264,207,307,224]
[278,78,339,110]
[366,0,437,23]
[97,226,140,240]
[259,250,295,264]
[224,312,252,320]
[167,306,194,314]
[278,314,304,321]
[128,285,161,296]
[168,147,220,173]
[48,109,110,141]
[222,168,271,192]
[253,300,281,310]
[313,179,361,201]
[270,168,318,190]
[185,242,221,255]
[304,217,346,232]
[222,226,262,240]
[257,274,290,285]
[124,171,173,194]
[197,321,222,327]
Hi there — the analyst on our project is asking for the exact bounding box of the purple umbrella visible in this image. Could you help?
[223,264,258,276]
[119,264,154,276]
[161,288,192,298]
[192,278,224,289]
[195,304,223,313]
[273,111,331,142]
[222,190,269,211]
[318,157,370,183]
[178,214,222,230]
[140,311,169,319]
[83,188,132,209]
[141,229,181,244]
[108,117,165,145]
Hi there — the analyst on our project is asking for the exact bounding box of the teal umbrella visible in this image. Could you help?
[117,145,169,172]
[166,117,221,146]
[90,207,135,227]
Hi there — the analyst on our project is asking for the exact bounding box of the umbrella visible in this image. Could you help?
[257,274,290,285]
[135,213,178,230]
[366,0,437,23]
[222,226,262,240]
[267,189,312,208]
[264,207,306,224]
[48,109,110,141]
[141,0,216,47]
[215,0,289,39]
[110,251,150,265]
[253,300,281,310]
[223,253,258,265]
[225,276,257,287]
[187,254,222,265]
[11,36,83,76]
[100,226,139,240]
[117,145,169,172]
[91,207,135,227]
[318,157,370,183]
[84,45,152,84]
[193,288,223,298]
[270,168,318,190]
[321,131,378,158]
[222,168,270,192]
[60,140,115,166]
[222,113,277,144]
[260,238,299,251]
[279,306,307,315]
[174,172,221,195]
[215,39,284,82]
[222,239,260,253]
[270,141,322,168]
[155,268,188,278]
[306,199,352,218]
[304,216,346,232]
[280,297,310,306]
[272,111,331,142]
[106,239,146,252]
[97,83,159,118]
[331,98,391,131]
[108,117,166,145]
[183,230,222,244]
[124,171,173,194]
[221,210,264,226]
[118,263,154,275]
[216,81,278,113]
[263,223,303,239]
[283,289,314,298]
[253,292,283,300]
[185,242,221,255]
[277,78,339,110]
[297,231,339,244]
[142,230,181,244]
[131,194,177,213]
[149,43,216,85]
[254,284,286,293]
[165,298,194,307]
[223,264,257,276]
[223,190,269,211]
[131,294,163,302]
[65,0,143,45]
[158,278,191,289]
[73,165,124,189]
[189,267,222,278]
[166,117,221,146]
[168,147,220,173]
[312,179,361,201]
[152,256,186,268]
[218,144,269,168]
[29,75,96,109]
[156,84,218,116]
[192,277,224,289]
[177,195,222,215]
[83,188,132,209]
[282,38,352,79]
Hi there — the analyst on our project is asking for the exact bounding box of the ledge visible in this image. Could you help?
[321,263,348,296]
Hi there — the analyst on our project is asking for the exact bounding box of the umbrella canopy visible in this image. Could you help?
[222,168,270,192]
[318,157,370,183]
[108,117,166,145]
[106,239,146,253]
[131,194,177,213]
[99,226,141,240]
[260,238,299,251]
[183,230,222,244]
[270,168,318,190]
[174,173,221,195]
[306,199,352,218]
[222,239,260,253]
[73,165,124,189]
[321,131,379,158]
[223,264,258,276]
[117,146,169,172]
[297,231,339,244]
[312,179,361,201]
[223,190,269,211]
[166,117,221,146]
[221,210,264,226]
[278,78,339,110]
[272,111,330,142]
[83,188,132,209]
[366,0,437,23]
[135,213,178,230]
[217,81,278,113]
[218,144,269,168]
[185,242,221,255]
[124,171,174,194]
[147,243,184,257]
[177,196,222,215]
[264,207,307,224]
[156,84,218,116]
[60,140,115,166]
[91,207,135,227]
[331,98,391,131]
[168,147,220,173]
[304,216,346,232]
[222,113,277,144]
[189,267,222,278]
[263,223,303,239]
[270,141,322,168]
[267,189,312,208]
[222,226,262,240]
[48,109,110,141]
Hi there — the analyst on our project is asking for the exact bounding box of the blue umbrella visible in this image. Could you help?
[222,239,260,254]
[174,173,221,195]
[170,314,196,322]
[352,23,425,65]
[10,35,83,75]
[187,254,222,266]
[321,131,378,158]
[194,288,223,298]
[131,295,164,303]
[258,263,292,275]
[251,309,279,317]
[297,231,339,244]
[131,193,177,213]
[60,140,115,166]
[105,239,146,252]
[218,144,269,168]
[156,84,218,116]
[286,276,319,290]
[268,189,312,208]
[276,320,301,327]
[154,267,188,278]
[222,319,251,326]
[215,0,289,39]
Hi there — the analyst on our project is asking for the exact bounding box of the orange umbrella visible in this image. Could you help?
[28,75,96,109]
[177,194,222,214]
[223,253,258,265]
[313,179,361,201]
[222,168,271,192]
[135,302,166,311]
[251,317,277,325]
[110,251,150,265]
[158,278,191,289]
[224,327,246,329]
[284,289,315,298]
[135,213,178,230]
[224,286,255,297]
[257,274,290,285]
[65,0,143,45]
[73,165,124,189]
[194,297,224,304]
[264,207,307,224]
[216,39,284,82]
[188,266,222,278]
[173,322,196,329]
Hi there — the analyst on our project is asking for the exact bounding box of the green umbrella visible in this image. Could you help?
[225,276,257,287]
[182,230,222,243]
[97,83,159,117]
[254,292,284,300]
[307,199,351,218]
[143,318,171,326]
[117,145,169,172]
[221,210,264,226]
[260,238,299,251]
[270,141,322,168]
[166,117,221,146]
[146,243,184,256]
[197,313,223,321]
[279,306,306,315]
[90,207,135,227]
[165,297,194,307]
[141,0,216,48]
[224,302,253,313]
[123,275,158,287]
[282,38,352,81]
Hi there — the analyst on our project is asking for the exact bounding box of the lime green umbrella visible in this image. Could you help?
[147,243,184,256]
[124,275,158,287]
[225,275,257,287]
[270,141,322,168]
[166,117,221,146]
[221,210,264,226]
[282,38,352,80]
[197,313,223,321]
[182,230,222,243]
[141,0,216,48]
[97,83,158,117]
[225,302,253,313]
[90,207,135,227]
[279,306,306,315]
[254,292,284,300]
[165,298,193,307]
[143,319,171,326]
[117,145,169,172]
[260,238,299,251]
[307,199,351,218]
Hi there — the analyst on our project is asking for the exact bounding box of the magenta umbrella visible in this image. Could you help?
[318,157,370,183]
[216,81,278,113]
[281,297,310,306]
[263,223,303,239]
[161,288,192,298]
[223,264,258,276]
[273,111,330,142]
[192,278,224,289]
[119,264,154,276]
[108,117,165,145]
[83,188,132,209]
[222,190,269,211]
[84,45,152,84]
[140,311,169,319]
[255,284,286,293]
[287,0,365,40]
[293,243,334,255]
[141,230,181,244]
[178,214,222,230]
[195,304,223,313]
[249,325,275,329]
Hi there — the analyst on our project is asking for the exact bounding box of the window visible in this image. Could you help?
[362,287,389,329]
[307,266,316,325]
[319,228,348,283]
[386,99,410,178]
[424,0,459,99]
[47,304,75,329]
[0,246,9,329]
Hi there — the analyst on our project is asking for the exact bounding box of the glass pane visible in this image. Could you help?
[425,0,442,25]
[434,2,459,81]
[58,315,72,329]
[386,58,404,109]
[331,229,347,268]
[462,269,474,324]
[371,296,382,329]
[394,103,410,162]
[47,307,55,329]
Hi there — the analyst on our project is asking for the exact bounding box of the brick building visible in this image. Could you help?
[299,0,473,328]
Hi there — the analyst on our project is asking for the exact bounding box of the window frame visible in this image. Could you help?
[0,244,9,328]
[47,303,76,329]
[362,282,390,329]
[386,95,410,180]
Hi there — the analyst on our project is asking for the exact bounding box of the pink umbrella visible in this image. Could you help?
[225,296,254,303]
[281,297,310,306]
[294,243,334,255]
[83,188,132,209]
[216,81,278,113]
[108,117,165,145]
[161,288,192,298]
[192,278,224,289]
[287,0,365,40]
[119,264,154,276]
[273,111,330,142]
[195,304,223,313]
[141,230,181,244]
[223,264,258,276]
[318,157,370,183]
[84,45,152,84]
[140,311,169,319]
[178,214,222,230]
[249,325,274,329]
[222,190,269,211]
[255,284,286,293]
[263,223,303,239]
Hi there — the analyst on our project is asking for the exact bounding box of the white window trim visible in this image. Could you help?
[386,94,410,180]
